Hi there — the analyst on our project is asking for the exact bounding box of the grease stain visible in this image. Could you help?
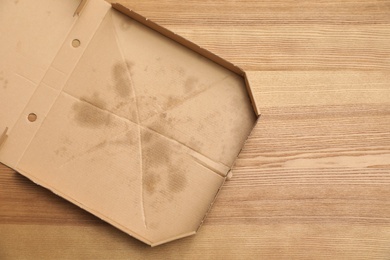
[166,96,181,108]
[112,131,136,146]
[72,93,111,128]
[141,129,190,198]
[54,146,68,157]
[144,139,171,167]
[2,79,8,89]
[184,76,199,94]
[167,168,188,193]
[144,173,161,194]
[112,60,134,97]
[0,72,8,89]
[90,140,108,152]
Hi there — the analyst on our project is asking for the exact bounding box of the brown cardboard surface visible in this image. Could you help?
[0,0,257,246]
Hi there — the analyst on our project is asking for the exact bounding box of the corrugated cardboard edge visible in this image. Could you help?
[244,72,261,115]
[0,127,9,148]
[111,4,243,75]
[193,116,260,241]
[231,116,261,171]
[74,0,89,16]
[111,3,261,116]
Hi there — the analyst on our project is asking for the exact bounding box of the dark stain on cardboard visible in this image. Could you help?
[54,137,74,158]
[146,122,167,139]
[188,137,202,151]
[112,60,134,98]
[168,169,188,193]
[142,131,153,144]
[184,76,199,94]
[144,138,171,167]
[125,131,136,145]
[142,130,173,196]
[196,122,205,132]
[91,140,108,152]
[114,101,128,111]
[157,66,166,76]
[112,131,136,146]
[72,93,111,128]
[112,98,139,123]
[87,92,106,109]
[141,129,190,200]
[160,112,167,119]
[1,79,8,89]
[63,136,73,145]
[0,72,8,89]
[136,96,152,117]
[184,116,193,124]
[175,66,186,77]
[166,96,181,108]
[205,111,221,126]
[54,146,68,157]
[130,110,138,122]
[144,173,161,194]
[167,117,174,124]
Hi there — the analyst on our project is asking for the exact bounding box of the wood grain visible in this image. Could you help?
[1,0,390,259]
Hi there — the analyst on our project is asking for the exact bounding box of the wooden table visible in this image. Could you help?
[1,0,390,259]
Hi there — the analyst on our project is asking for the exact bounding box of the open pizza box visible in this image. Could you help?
[0,0,260,246]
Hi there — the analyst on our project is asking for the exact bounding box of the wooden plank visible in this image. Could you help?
[1,224,390,259]
[112,0,390,71]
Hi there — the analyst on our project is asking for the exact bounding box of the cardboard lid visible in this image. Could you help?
[0,0,258,246]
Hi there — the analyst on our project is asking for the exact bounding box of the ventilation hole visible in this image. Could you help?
[28,113,37,122]
[72,39,81,48]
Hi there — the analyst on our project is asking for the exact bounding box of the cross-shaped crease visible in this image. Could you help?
[59,126,132,169]
[111,14,147,228]
[140,75,231,124]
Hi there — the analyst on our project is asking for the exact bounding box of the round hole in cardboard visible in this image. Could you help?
[28,113,37,122]
[72,39,81,48]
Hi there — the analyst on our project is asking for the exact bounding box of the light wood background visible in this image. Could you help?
[1,0,390,259]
